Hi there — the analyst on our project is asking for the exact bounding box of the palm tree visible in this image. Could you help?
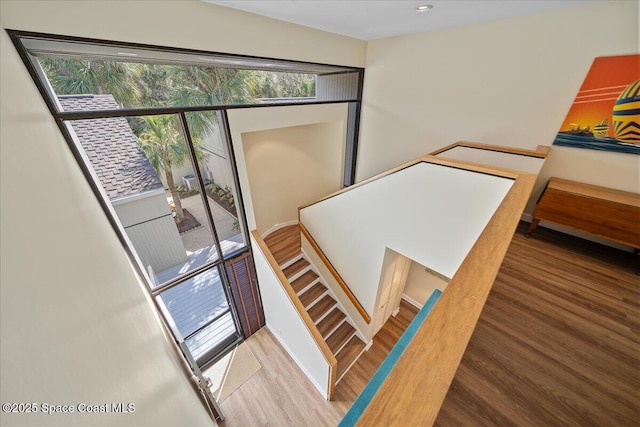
[168,66,255,137]
[39,58,141,106]
[139,115,193,223]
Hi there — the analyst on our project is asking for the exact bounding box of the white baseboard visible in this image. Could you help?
[520,214,633,253]
[401,294,423,309]
[264,324,329,400]
[262,220,299,238]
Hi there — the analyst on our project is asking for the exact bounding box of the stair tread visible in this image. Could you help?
[263,225,301,266]
[291,270,319,293]
[308,295,336,323]
[317,308,346,339]
[336,335,366,380]
[327,321,356,355]
[299,283,326,307]
[282,258,310,279]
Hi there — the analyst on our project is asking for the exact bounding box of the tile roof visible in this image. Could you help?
[59,95,163,200]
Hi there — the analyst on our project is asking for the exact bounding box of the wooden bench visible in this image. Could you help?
[527,177,640,251]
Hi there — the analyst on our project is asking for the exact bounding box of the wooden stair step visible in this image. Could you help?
[282,258,310,279]
[291,270,319,293]
[336,335,366,380]
[308,295,336,323]
[327,321,356,355]
[263,225,301,266]
[299,283,326,307]
[316,308,346,339]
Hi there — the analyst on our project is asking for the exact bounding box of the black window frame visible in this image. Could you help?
[7,29,365,368]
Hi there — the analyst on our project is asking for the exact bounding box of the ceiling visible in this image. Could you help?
[203,0,598,41]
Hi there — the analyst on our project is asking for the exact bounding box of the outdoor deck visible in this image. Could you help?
[156,235,244,362]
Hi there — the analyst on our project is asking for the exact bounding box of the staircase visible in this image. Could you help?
[264,224,366,382]
[282,254,366,381]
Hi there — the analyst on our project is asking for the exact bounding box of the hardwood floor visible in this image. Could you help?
[435,223,640,426]
[334,300,419,410]
[242,222,638,426]
[262,223,368,389]
[219,300,418,426]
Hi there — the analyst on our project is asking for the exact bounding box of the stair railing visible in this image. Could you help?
[250,230,338,400]
[298,222,371,324]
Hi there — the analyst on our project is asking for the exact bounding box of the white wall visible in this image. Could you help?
[242,122,345,234]
[0,31,213,427]
[1,1,365,67]
[403,261,449,308]
[251,236,330,398]
[227,103,349,232]
[1,1,365,425]
[358,0,639,213]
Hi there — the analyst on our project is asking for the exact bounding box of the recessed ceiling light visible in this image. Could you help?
[415,5,433,12]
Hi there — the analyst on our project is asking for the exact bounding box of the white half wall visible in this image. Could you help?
[358,0,639,213]
[251,236,330,398]
[300,162,513,317]
[241,121,345,234]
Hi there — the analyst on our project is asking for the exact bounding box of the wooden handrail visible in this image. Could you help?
[299,157,424,211]
[297,153,528,328]
[299,150,524,213]
[429,140,549,158]
[298,222,371,324]
[250,230,338,400]
[355,172,537,426]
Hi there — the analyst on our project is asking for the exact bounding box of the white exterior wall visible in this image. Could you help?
[113,191,187,276]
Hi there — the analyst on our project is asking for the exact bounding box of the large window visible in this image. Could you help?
[9,30,364,367]
[65,108,245,365]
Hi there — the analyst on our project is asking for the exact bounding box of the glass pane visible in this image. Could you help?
[158,267,237,361]
[35,56,323,112]
[65,111,219,288]
[185,111,247,257]
[185,312,237,362]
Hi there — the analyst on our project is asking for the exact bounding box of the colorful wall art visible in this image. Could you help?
[553,54,639,155]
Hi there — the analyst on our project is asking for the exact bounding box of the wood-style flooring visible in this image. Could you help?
[219,300,418,426]
[263,225,301,265]
[226,223,638,426]
[435,223,639,426]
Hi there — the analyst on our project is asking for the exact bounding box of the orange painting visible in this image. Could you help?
[554,54,640,155]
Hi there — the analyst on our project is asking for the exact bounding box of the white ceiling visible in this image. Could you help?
[204,0,598,41]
